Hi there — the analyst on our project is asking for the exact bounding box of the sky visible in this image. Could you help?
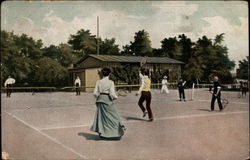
[1,1,248,70]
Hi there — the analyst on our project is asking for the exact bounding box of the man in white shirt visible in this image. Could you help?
[136,68,153,122]
[4,76,16,98]
[74,76,81,96]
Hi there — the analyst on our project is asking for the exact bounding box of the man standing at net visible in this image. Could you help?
[177,78,186,101]
[210,76,223,112]
[4,76,15,98]
[74,76,81,96]
[136,68,154,122]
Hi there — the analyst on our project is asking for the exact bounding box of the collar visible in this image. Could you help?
[102,76,109,80]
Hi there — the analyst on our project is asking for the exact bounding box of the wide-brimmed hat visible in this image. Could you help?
[163,76,167,79]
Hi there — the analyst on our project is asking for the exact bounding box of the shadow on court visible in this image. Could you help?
[197,109,211,112]
[123,116,148,121]
[78,132,121,141]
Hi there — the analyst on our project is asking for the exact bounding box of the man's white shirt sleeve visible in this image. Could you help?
[138,77,145,94]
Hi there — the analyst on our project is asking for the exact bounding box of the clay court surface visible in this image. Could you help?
[1,89,249,160]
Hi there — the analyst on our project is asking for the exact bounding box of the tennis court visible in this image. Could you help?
[1,89,249,160]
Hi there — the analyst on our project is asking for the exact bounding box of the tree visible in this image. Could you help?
[214,33,225,46]
[1,31,42,86]
[109,65,140,85]
[68,29,97,56]
[42,45,61,61]
[1,30,72,87]
[152,48,164,57]
[182,34,235,83]
[178,34,194,63]
[58,43,77,67]
[33,57,69,87]
[14,33,43,59]
[238,56,249,79]
[99,38,120,55]
[129,30,153,56]
[183,57,204,84]
[121,44,133,55]
[161,37,178,58]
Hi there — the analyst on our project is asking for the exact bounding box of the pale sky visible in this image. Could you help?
[1,1,248,70]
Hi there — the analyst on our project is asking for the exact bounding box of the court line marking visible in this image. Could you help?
[154,111,248,121]
[39,111,249,131]
[4,111,88,160]
[194,99,248,105]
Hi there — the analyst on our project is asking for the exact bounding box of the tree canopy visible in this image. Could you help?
[1,29,237,86]
[126,30,153,56]
[238,56,249,79]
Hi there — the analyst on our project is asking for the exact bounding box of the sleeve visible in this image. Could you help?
[209,85,212,91]
[13,79,15,84]
[137,78,145,94]
[93,80,99,98]
[79,79,81,86]
[74,79,76,85]
[110,81,118,100]
[183,81,186,86]
[217,83,221,94]
[162,80,164,85]
[139,71,143,79]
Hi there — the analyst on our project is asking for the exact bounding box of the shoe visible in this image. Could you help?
[121,125,126,131]
[148,119,154,122]
[143,111,148,117]
[184,99,186,102]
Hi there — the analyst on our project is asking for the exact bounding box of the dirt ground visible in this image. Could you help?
[1,89,249,160]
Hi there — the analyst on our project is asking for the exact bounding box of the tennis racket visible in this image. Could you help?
[117,89,128,97]
[209,91,229,109]
[221,98,229,109]
[140,56,148,68]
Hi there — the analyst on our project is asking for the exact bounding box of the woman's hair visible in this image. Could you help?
[101,67,111,77]
[143,68,150,76]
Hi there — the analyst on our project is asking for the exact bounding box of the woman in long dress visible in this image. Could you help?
[91,67,125,139]
[161,76,169,94]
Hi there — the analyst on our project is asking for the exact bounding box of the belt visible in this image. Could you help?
[100,93,109,95]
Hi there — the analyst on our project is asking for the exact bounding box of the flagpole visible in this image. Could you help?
[97,16,99,55]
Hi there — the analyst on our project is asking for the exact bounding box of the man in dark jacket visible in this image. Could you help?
[177,78,186,101]
[210,76,223,111]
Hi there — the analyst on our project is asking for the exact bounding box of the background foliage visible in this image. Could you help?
[1,29,241,87]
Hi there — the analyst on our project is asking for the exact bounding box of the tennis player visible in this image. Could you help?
[161,76,169,94]
[91,67,125,139]
[4,76,16,98]
[136,68,154,122]
[210,76,223,112]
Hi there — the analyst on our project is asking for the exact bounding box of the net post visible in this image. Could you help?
[191,83,195,100]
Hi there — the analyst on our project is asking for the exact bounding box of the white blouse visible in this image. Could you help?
[74,78,81,86]
[162,79,168,85]
[4,78,15,86]
[93,76,118,100]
